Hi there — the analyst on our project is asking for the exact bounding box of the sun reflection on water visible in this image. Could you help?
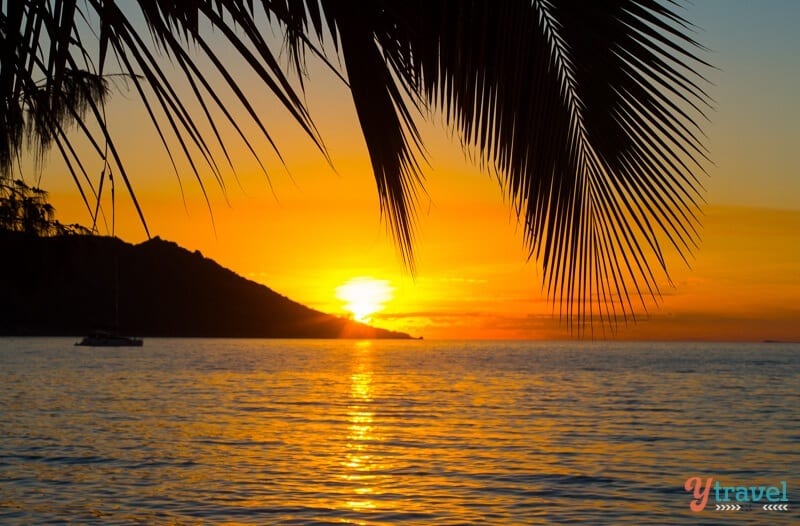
[342,341,379,513]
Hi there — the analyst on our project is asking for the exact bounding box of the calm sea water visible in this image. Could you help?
[0,338,797,525]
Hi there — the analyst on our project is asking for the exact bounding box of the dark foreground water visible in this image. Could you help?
[0,339,797,524]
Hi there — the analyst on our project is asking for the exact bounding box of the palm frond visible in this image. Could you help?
[2,0,326,231]
[329,0,711,332]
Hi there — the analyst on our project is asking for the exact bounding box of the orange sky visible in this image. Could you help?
[33,3,800,341]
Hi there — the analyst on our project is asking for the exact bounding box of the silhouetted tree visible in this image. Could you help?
[0,1,711,332]
[0,180,54,235]
[0,179,90,236]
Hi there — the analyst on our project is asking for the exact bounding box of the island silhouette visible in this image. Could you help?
[0,233,413,339]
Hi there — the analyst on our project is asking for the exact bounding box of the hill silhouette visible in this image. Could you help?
[0,233,414,339]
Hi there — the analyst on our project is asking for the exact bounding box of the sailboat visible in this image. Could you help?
[75,170,143,347]
[74,246,143,347]
[76,331,142,347]
[74,251,143,347]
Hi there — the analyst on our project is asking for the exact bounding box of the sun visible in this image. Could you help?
[336,277,394,323]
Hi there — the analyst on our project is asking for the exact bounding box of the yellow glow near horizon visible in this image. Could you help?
[336,278,394,323]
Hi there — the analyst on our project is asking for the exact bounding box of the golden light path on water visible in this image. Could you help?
[344,340,378,513]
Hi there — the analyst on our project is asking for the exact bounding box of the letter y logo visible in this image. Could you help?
[684,476,714,512]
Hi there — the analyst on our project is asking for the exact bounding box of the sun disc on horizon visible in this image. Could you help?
[336,277,394,323]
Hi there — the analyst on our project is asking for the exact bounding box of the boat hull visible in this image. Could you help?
[75,334,143,347]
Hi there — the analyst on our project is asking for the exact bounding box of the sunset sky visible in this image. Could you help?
[36,1,800,340]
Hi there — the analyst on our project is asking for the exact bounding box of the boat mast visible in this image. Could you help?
[111,170,119,331]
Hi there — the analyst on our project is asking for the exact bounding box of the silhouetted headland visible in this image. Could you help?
[0,233,414,339]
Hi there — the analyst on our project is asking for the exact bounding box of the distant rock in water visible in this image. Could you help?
[0,233,413,339]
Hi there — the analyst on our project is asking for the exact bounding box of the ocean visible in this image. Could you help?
[1,338,797,524]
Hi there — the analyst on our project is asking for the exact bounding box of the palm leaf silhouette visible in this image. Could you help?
[0,1,710,333]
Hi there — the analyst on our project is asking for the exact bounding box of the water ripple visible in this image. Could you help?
[1,338,798,524]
